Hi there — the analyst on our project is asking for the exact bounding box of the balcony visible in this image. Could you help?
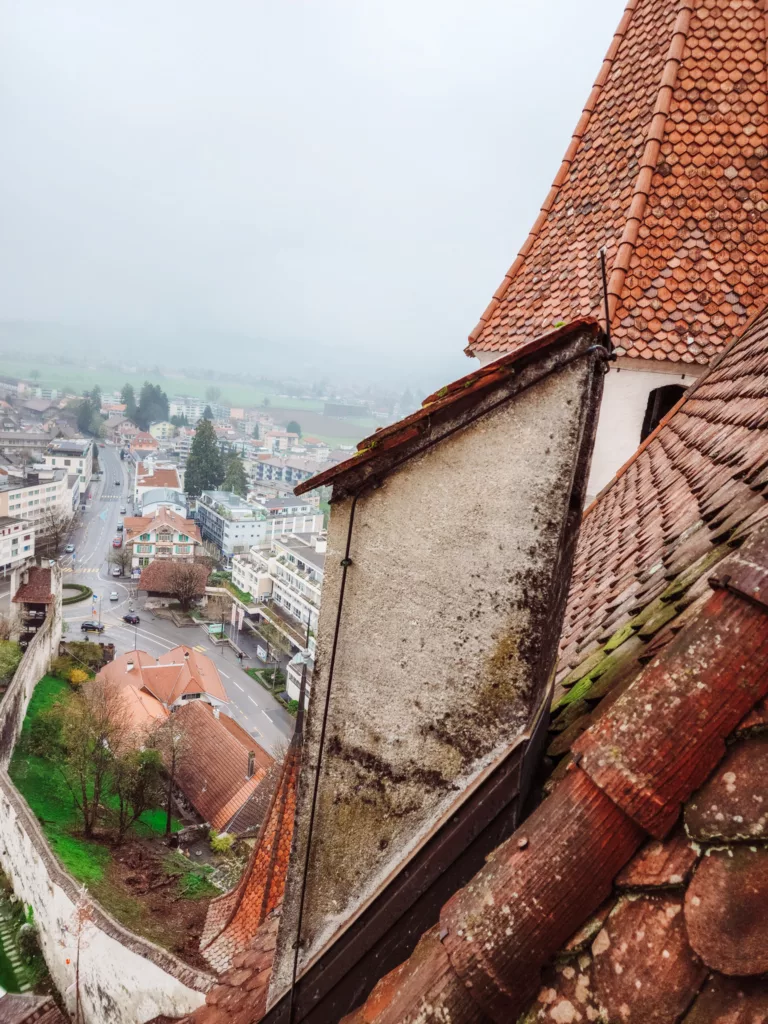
[259,601,307,648]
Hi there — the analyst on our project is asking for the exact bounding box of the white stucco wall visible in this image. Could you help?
[476,351,703,501]
[0,565,212,1023]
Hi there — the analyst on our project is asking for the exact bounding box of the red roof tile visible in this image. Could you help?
[468,0,768,365]
[173,700,273,831]
[12,566,53,605]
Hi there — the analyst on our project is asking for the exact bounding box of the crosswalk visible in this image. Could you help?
[193,644,208,653]
[62,566,101,574]
[100,495,124,502]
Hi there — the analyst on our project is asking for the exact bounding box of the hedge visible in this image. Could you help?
[62,583,93,605]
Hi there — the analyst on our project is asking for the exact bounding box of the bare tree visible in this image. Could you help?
[0,615,13,641]
[38,506,73,557]
[110,748,164,843]
[167,562,208,611]
[53,677,133,838]
[151,717,191,836]
[108,546,132,576]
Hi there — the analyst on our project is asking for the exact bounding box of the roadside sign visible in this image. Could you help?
[256,645,267,661]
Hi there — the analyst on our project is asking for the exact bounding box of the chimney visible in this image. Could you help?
[213,705,220,719]
[126,659,134,672]
[247,751,255,779]
[184,650,190,660]
[268,321,607,1016]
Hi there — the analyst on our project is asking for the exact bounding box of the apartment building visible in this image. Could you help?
[124,507,202,570]
[0,431,52,453]
[134,459,182,503]
[41,438,93,488]
[196,490,323,558]
[169,397,229,423]
[0,469,79,533]
[263,430,299,452]
[253,456,318,487]
[149,421,176,441]
[232,533,325,700]
[0,516,35,577]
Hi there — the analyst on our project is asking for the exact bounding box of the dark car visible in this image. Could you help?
[81,621,105,633]
[123,614,140,625]
[115,479,121,486]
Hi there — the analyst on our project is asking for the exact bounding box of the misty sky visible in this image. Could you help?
[0,0,625,385]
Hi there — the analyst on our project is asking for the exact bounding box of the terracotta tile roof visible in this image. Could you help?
[468,0,768,364]
[138,560,210,597]
[148,646,228,705]
[340,523,768,1023]
[173,700,273,831]
[295,318,604,496]
[199,733,301,976]
[131,431,159,447]
[0,993,68,1024]
[138,467,182,489]
[12,566,53,605]
[124,507,200,544]
[97,650,169,734]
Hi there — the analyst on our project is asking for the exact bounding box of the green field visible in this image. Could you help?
[0,356,381,446]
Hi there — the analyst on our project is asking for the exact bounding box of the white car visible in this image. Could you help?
[109,591,119,601]
[112,567,121,577]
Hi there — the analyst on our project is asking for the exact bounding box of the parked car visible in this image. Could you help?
[112,535,123,548]
[81,621,105,633]
[112,566,121,577]
[114,479,121,487]
[109,591,119,601]
[64,543,75,554]
[123,613,140,625]
[119,506,126,514]
[116,521,124,531]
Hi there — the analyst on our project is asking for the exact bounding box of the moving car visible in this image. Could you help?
[81,621,105,633]
[119,506,126,514]
[115,479,121,487]
[112,567,121,577]
[64,543,75,554]
[109,591,119,601]
[123,613,140,625]
[112,535,122,548]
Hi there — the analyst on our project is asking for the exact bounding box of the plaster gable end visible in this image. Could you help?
[269,340,606,1008]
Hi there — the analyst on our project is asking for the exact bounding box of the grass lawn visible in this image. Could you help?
[7,676,218,962]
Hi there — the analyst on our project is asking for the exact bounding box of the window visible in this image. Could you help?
[640,384,687,442]
[140,533,150,541]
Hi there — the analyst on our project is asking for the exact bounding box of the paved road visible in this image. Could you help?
[59,443,294,756]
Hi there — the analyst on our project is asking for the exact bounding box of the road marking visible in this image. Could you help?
[233,681,244,691]
[193,645,208,652]
[248,696,259,705]
[219,670,230,679]
[261,710,271,719]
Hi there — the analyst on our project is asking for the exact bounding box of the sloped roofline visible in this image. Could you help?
[295,317,603,496]
[465,0,639,354]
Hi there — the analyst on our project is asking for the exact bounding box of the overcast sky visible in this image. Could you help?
[0,0,625,386]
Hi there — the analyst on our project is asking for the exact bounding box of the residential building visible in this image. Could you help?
[149,420,177,441]
[252,456,318,487]
[0,431,51,453]
[140,487,187,517]
[111,418,139,445]
[98,646,229,732]
[130,431,159,454]
[124,506,202,570]
[263,430,298,452]
[196,490,323,558]
[169,396,229,423]
[260,497,316,518]
[173,700,275,832]
[176,426,196,458]
[232,533,325,690]
[0,516,34,577]
[101,401,127,420]
[40,437,93,488]
[134,458,182,503]
[0,470,79,534]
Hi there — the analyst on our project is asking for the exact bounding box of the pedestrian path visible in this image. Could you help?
[0,903,31,992]
[62,567,101,574]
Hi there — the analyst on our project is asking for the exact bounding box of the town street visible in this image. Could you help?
[60,442,294,756]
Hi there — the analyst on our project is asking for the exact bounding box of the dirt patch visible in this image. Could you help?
[91,836,215,970]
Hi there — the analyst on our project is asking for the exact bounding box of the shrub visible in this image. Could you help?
[50,655,75,681]
[68,668,88,688]
[61,583,93,605]
[0,640,22,684]
[209,829,235,855]
[66,641,104,671]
